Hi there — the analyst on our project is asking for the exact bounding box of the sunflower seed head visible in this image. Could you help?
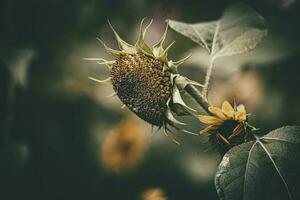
[86,19,201,137]
[111,52,172,126]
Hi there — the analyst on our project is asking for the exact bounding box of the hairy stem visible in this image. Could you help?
[202,58,214,98]
[185,84,210,114]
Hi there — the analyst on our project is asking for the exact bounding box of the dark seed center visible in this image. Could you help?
[218,120,240,138]
[111,52,172,126]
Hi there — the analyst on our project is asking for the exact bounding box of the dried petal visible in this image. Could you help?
[198,115,223,125]
[222,101,235,118]
[208,106,227,120]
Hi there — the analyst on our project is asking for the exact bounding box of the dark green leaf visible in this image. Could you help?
[215,126,300,200]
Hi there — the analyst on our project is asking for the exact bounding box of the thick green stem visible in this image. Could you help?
[184,84,210,114]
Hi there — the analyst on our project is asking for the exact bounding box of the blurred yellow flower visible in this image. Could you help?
[198,100,247,145]
[141,188,168,200]
[101,119,147,173]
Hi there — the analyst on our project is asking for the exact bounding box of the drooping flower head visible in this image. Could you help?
[85,19,202,143]
[198,100,250,149]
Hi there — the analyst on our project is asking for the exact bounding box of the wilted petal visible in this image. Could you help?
[200,125,216,134]
[222,101,235,118]
[235,104,247,121]
[108,20,136,53]
[136,18,153,56]
[166,107,186,125]
[216,133,230,145]
[208,106,227,120]
[152,24,168,58]
[172,53,192,69]
[229,123,244,139]
[237,104,246,113]
[198,115,223,125]
[171,83,196,112]
[159,41,175,62]
[96,38,123,57]
[235,112,246,122]
[88,76,112,84]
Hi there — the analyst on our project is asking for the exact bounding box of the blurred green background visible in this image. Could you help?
[0,0,299,199]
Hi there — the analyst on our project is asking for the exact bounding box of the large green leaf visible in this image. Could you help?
[215,126,300,200]
[168,3,267,61]
[168,20,217,54]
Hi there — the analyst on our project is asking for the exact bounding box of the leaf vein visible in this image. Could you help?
[258,140,293,200]
[243,141,258,199]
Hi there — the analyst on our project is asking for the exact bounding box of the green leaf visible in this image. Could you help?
[215,126,300,200]
[168,20,217,53]
[168,3,267,60]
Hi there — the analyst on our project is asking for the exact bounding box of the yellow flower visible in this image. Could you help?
[198,101,247,145]
[140,188,168,200]
[101,119,147,173]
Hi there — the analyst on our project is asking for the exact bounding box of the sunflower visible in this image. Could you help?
[85,19,202,143]
[141,188,168,200]
[198,100,249,146]
[101,119,147,173]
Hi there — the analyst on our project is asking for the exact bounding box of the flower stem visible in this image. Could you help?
[202,58,214,98]
[184,84,210,114]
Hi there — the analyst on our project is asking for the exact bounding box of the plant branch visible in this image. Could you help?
[184,84,210,114]
[202,58,214,98]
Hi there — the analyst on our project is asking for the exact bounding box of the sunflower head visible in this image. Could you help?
[141,188,168,200]
[101,119,147,173]
[198,101,252,151]
[86,19,202,143]
[111,52,172,126]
